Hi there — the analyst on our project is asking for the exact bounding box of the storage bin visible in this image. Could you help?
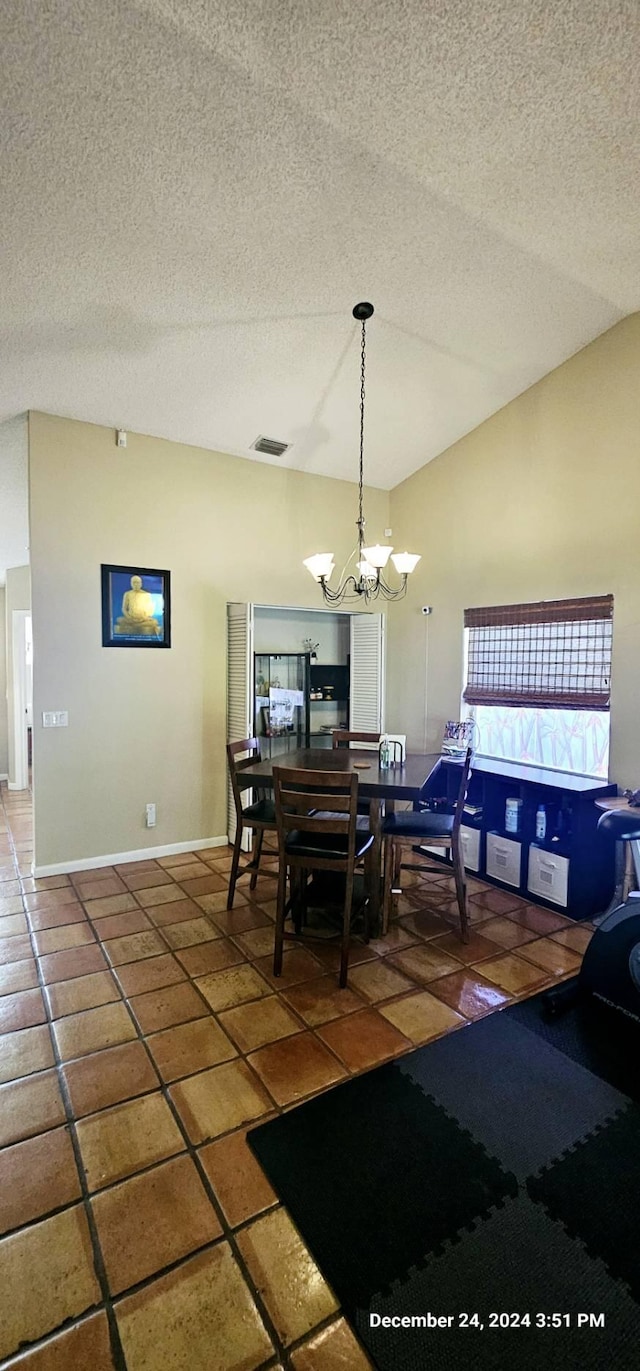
[486,832,521,888]
[527,845,569,907]
[460,824,481,873]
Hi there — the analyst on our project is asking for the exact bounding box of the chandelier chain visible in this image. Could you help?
[358,318,366,545]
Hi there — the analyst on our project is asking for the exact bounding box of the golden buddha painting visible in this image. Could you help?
[101,564,171,647]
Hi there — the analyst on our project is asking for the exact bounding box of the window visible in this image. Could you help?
[463,596,613,779]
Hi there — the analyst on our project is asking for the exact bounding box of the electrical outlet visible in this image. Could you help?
[145,803,156,828]
[42,711,69,727]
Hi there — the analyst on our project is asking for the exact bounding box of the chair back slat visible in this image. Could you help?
[333,730,381,750]
[226,738,261,819]
[273,767,359,863]
[452,748,474,836]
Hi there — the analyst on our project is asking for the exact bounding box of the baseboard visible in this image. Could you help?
[0,774,7,782]
[7,780,29,791]
[34,834,229,878]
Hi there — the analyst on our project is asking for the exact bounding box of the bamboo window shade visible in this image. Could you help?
[463,595,613,711]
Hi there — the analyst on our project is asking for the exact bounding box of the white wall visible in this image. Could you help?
[28,413,389,870]
[5,566,31,787]
[0,590,8,777]
[254,607,349,663]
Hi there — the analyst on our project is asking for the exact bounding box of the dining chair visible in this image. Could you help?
[381,748,473,940]
[332,730,381,749]
[272,766,374,988]
[226,739,278,909]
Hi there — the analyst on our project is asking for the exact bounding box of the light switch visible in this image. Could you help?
[42,711,69,727]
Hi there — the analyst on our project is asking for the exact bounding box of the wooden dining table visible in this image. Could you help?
[237,747,443,932]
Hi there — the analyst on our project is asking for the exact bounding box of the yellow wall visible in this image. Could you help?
[5,566,31,787]
[388,313,640,787]
[28,413,389,868]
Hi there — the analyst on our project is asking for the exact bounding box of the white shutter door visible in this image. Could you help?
[227,603,253,844]
[349,613,385,732]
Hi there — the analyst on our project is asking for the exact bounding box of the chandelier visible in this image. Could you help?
[303,302,420,605]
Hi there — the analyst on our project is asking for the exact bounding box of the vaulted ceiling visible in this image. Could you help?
[1,0,638,497]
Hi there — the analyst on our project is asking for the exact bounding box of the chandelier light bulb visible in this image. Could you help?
[390,552,421,574]
[303,552,335,581]
[356,559,378,580]
[362,544,393,569]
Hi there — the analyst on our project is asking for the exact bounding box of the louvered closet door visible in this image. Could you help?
[227,603,253,845]
[349,613,385,732]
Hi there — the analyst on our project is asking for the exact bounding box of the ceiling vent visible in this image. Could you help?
[251,435,290,457]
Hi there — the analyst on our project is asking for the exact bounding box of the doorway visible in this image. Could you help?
[11,609,32,792]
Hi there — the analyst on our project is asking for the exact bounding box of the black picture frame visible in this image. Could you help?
[101,564,171,648]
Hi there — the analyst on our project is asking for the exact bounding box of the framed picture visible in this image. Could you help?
[101,564,171,648]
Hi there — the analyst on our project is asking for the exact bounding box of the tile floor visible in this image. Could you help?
[0,783,594,1370]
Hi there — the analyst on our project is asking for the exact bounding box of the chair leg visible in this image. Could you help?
[382,837,395,933]
[250,828,264,890]
[227,825,244,909]
[339,867,355,988]
[273,860,288,976]
[452,839,470,943]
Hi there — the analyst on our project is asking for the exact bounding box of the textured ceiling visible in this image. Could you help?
[0,0,638,493]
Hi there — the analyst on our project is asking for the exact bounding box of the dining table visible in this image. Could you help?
[237,747,443,933]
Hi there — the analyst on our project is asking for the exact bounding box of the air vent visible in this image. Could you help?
[251,435,290,457]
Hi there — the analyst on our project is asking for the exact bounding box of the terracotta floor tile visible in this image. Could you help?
[0,957,38,997]
[157,851,204,868]
[207,904,274,938]
[474,916,540,950]
[550,923,595,954]
[318,1008,411,1072]
[388,943,466,985]
[519,936,583,975]
[23,888,82,913]
[73,875,127,901]
[348,958,416,1002]
[39,944,109,984]
[0,879,22,896]
[0,1126,81,1235]
[254,947,325,989]
[506,903,573,935]
[171,1058,274,1144]
[114,953,187,998]
[469,887,525,916]
[147,1016,237,1083]
[53,1000,136,1061]
[27,903,88,930]
[46,970,121,1020]
[199,1128,277,1227]
[379,991,465,1045]
[294,940,378,975]
[219,996,303,1053]
[196,964,272,1013]
[1,1312,116,1371]
[231,925,279,960]
[0,934,33,965]
[143,896,203,926]
[114,860,162,876]
[430,929,504,964]
[162,917,220,950]
[63,1040,159,1118]
[92,1154,221,1295]
[0,912,28,938]
[398,909,453,940]
[178,873,227,898]
[0,1205,100,1359]
[248,1033,346,1107]
[237,1206,338,1346]
[115,1244,273,1371]
[429,969,513,1018]
[478,952,552,995]
[175,938,244,977]
[21,874,72,892]
[0,1024,55,1084]
[121,869,174,892]
[33,923,96,956]
[163,861,211,882]
[102,930,168,966]
[70,866,118,885]
[88,909,152,939]
[282,976,366,1027]
[76,1092,185,1190]
[134,882,188,909]
[194,888,248,916]
[368,924,422,956]
[129,981,208,1034]
[291,1317,374,1369]
[0,986,46,1033]
[84,893,139,919]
